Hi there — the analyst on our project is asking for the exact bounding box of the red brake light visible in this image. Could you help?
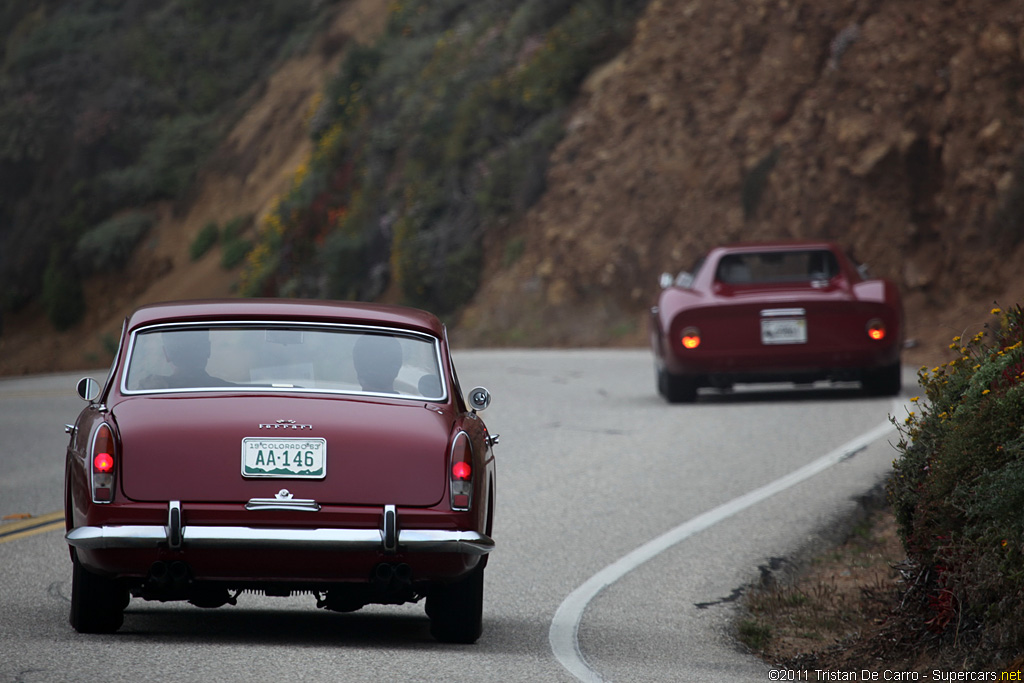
[452,461,472,481]
[91,424,117,503]
[867,319,886,341]
[681,326,701,349]
[94,453,114,473]
[449,432,473,511]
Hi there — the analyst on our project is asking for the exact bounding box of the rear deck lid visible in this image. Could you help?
[114,394,451,507]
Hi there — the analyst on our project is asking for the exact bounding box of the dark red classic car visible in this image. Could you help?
[649,241,904,402]
[64,299,497,643]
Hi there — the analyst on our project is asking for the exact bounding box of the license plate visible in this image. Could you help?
[761,317,807,345]
[241,437,327,479]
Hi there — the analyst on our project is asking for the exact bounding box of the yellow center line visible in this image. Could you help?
[0,511,66,544]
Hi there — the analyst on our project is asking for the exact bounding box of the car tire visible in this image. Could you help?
[657,367,698,403]
[426,564,484,644]
[69,552,128,634]
[863,362,902,397]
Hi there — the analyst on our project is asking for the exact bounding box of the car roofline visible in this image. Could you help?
[708,240,843,255]
[123,299,444,337]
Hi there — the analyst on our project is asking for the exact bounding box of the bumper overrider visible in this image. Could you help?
[66,502,494,556]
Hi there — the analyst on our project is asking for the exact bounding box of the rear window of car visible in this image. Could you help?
[714,250,839,285]
[122,324,446,399]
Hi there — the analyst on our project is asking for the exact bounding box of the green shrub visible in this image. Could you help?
[108,113,217,202]
[189,221,219,261]
[220,236,252,270]
[222,213,252,239]
[74,212,155,273]
[889,304,1024,655]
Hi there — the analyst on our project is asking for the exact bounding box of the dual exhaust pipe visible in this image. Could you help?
[147,560,235,608]
[148,560,190,589]
[373,562,412,591]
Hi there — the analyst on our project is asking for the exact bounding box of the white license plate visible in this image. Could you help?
[761,317,807,345]
[241,437,326,479]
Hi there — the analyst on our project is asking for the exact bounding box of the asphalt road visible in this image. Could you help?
[0,351,910,682]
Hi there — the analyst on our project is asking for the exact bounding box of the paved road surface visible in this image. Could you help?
[0,350,909,682]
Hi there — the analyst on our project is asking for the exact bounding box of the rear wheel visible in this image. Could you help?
[69,553,128,634]
[863,362,902,396]
[657,367,698,403]
[426,564,484,644]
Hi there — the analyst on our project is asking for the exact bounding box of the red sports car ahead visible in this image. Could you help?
[649,242,904,402]
[64,299,497,643]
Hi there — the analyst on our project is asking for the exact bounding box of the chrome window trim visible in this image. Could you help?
[99,318,127,402]
[120,321,448,402]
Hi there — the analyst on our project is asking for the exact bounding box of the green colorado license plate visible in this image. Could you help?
[241,437,326,479]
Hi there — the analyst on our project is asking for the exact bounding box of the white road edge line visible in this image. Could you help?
[549,402,903,683]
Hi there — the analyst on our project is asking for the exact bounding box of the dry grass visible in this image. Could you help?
[739,509,905,668]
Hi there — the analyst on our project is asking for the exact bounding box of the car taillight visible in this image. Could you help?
[449,431,473,511]
[681,326,701,349]
[91,423,117,503]
[866,319,886,341]
[452,461,471,481]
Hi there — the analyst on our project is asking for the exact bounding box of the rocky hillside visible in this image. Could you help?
[456,0,1024,364]
[2,0,1023,374]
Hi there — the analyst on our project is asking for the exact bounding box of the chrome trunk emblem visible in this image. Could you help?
[258,419,313,430]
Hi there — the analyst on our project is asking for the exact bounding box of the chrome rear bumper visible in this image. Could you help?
[65,524,494,556]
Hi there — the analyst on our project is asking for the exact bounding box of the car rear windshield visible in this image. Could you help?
[714,250,839,285]
[122,324,446,399]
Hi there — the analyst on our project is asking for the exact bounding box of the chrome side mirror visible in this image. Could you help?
[661,272,694,289]
[76,377,100,402]
[468,386,491,412]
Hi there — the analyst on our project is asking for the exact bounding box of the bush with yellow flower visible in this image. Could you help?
[889,305,1024,655]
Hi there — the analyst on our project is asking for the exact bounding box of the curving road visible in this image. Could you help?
[0,351,909,682]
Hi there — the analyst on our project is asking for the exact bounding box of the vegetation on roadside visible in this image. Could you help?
[239,0,650,316]
[888,304,1024,664]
